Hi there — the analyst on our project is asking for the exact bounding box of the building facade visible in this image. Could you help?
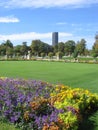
[52,32,58,46]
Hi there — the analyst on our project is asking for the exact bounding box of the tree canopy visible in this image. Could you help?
[0,36,97,58]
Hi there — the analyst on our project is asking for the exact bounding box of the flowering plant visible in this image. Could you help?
[0,78,98,130]
[51,85,98,129]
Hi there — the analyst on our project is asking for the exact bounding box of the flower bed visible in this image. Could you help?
[0,78,98,130]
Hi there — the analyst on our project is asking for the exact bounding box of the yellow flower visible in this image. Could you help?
[24,111,29,121]
[0,77,7,80]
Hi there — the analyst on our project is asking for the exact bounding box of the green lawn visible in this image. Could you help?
[0,60,98,93]
[0,60,98,130]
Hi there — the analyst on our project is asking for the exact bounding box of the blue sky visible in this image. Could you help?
[0,0,98,49]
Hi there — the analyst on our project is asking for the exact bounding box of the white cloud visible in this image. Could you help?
[1,0,98,8]
[56,22,67,25]
[0,32,72,41]
[59,32,72,37]
[0,16,19,23]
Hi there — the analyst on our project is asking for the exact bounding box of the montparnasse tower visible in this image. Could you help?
[52,32,58,46]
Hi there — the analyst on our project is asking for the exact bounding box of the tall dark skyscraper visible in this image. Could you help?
[52,32,58,46]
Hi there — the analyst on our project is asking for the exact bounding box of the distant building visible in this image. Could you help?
[52,32,58,46]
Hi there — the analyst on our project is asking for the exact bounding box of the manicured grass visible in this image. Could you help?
[0,61,98,130]
[0,60,98,93]
[0,121,20,130]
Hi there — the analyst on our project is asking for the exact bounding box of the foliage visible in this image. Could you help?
[56,51,64,59]
[0,34,98,58]
[92,52,98,58]
[92,43,98,57]
[0,121,20,130]
[41,52,46,58]
[73,49,78,60]
[30,40,52,56]
[0,77,98,130]
[64,40,75,55]
[6,47,13,58]
[0,78,57,130]
[76,39,86,55]
[14,45,22,57]
[20,42,28,56]
[51,85,98,129]
[48,52,54,58]
[53,44,58,54]
[4,40,13,48]
[58,42,65,53]
[0,40,13,56]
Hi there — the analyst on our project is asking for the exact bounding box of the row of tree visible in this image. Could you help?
[0,37,98,59]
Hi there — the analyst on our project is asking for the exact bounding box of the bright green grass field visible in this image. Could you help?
[0,61,98,130]
[0,60,98,93]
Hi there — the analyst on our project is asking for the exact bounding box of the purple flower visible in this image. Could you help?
[66,106,77,114]
[0,78,58,129]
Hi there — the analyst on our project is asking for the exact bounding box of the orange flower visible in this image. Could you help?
[23,111,29,121]
[30,101,39,110]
